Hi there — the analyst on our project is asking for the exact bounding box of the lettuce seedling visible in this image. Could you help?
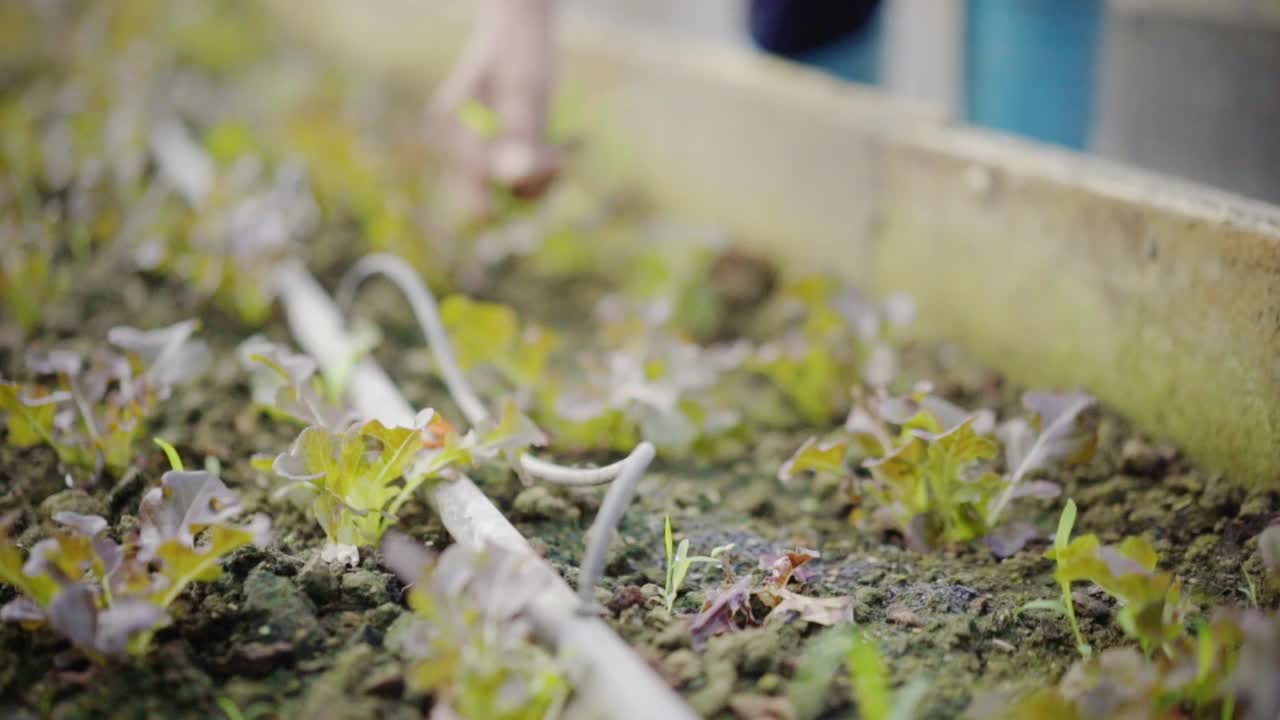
[661,515,731,613]
[750,277,914,424]
[783,385,1003,550]
[1040,499,1193,658]
[1003,612,1250,720]
[238,335,354,429]
[439,294,558,395]
[0,470,269,659]
[986,392,1097,528]
[784,386,1095,554]
[155,124,317,326]
[778,437,851,485]
[864,410,1002,550]
[435,294,715,457]
[381,533,568,720]
[0,320,209,475]
[271,409,458,563]
[553,336,746,453]
[271,401,544,564]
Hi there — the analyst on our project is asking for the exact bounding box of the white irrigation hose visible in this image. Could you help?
[336,255,623,480]
[335,254,492,428]
[575,440,653,611]
[519,452,632,486]
[335,253,654,603]
[272,261,695,720]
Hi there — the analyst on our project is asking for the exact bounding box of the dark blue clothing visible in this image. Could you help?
[747,0,882,56]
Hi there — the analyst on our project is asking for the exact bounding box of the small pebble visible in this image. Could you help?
[606,586,646,616]
[727,693,795,720]
[885,603,923,628]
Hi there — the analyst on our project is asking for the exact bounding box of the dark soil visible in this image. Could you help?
[3,255,1277,719]
[1,3,1277,719]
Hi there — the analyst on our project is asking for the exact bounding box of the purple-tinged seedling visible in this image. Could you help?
[380,533,568,719]
[750,276,914,424]
[0,320,209,476]
[782,386,1094,555]
[0,470,269,659]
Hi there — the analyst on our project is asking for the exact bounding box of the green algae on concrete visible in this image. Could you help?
[872,128,1280,486]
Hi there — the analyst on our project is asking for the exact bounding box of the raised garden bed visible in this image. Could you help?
[2,2,1279,719]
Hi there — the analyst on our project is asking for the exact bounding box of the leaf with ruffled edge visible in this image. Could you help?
[136,471,270,603]
[987,392,1096,527]
[778,438,848,485]
[273,409,453,561]
[107,319,210,399]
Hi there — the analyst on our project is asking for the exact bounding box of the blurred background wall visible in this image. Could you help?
[558,0,1280,204]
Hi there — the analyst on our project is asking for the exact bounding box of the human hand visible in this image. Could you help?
[429,0,559,218]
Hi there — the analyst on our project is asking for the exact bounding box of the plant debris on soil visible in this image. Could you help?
[2,2,1278,719]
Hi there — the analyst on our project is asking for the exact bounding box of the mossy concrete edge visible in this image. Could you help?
[874,127,1280,485]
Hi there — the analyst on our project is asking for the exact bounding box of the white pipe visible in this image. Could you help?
[334,252,656,603]
[272,261,695,720]
[519,453,632,486]
[334,252,652,492]
[334,254,491,428]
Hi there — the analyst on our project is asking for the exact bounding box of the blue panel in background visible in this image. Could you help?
[966,0,1103,150]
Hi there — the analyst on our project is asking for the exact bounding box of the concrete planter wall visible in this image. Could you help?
[276,0,1280,486]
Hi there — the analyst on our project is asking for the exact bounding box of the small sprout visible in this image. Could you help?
[0,470,269,659]
[660,515,728,613]
[1004,611,1252,719]
[154,437,184,471]
[1242,567,1260,609]
[381,533,568,719]
[1032,499,1093,657]
[847,630,928,720]
[1039,499,1195,659]
[785,625,928,720]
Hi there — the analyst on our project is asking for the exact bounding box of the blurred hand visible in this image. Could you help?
[430,0,559,218]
